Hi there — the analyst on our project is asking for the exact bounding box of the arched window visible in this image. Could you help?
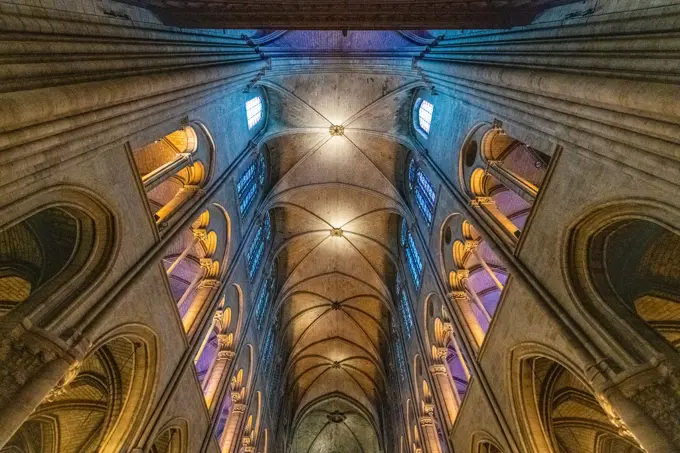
[408,159,436,227]
[396,271,415,340]
[392,320,408,382]
[162,210,221,332]
[415,98,434,137]
[401,219,423,290]
[237,152,266,216]
[247,212,272,281]
[132,126,209,227]
[444,218,509,348]
[5,332,154,453]
[260,321,276,375]
[194,324,219,386]
[462,125,553,245]
[254,264,276,329]
[0,192,113,319]
[246,96,263,129]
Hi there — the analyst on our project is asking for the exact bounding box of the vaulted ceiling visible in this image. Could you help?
[258,44,421,452]
[119,0,579,29]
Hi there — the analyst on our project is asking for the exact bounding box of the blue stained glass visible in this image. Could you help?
[404,230,423,289]
[394,332,407,382]
[401,218,408,246]
[246,96,263,129]
[418,99,434,135]
[261,328,275,375]
[258,152,266,186]
[247,212,272,281]
[408,160,436,227]
[395,271,414,340]
[255,268,275,329]
[238,155,265,216]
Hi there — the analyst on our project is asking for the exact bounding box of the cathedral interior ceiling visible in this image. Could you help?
[260,69,417,451]
[117,0,579,29]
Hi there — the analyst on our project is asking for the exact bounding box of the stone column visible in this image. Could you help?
[429,361,459,432]
[419,414,443,453]
[0,343,75,448]
[466,240,504,293]
[448,291,485,347]
[486,160,537,203]
[182,272,220,332]
[444,324,471,382]
[220,402,247,453]
[205,346,235,409]
[142,152,194,191]
[156,184,204,227]
[596,371,680,452]
[166,228,206,276]
[470,197,520,244]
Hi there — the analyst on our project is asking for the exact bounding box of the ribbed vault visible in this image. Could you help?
[260,69,418,452]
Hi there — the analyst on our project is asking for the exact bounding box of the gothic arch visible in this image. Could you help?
[508,343,643,453]
[565,199,680,364]
[0,186,116,324]
[131,122,215,230]
[471,432,504,453]
[3,324,157,453]
[149,418,188,453]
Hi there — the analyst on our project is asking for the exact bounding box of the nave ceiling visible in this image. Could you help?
[255,42,423,452]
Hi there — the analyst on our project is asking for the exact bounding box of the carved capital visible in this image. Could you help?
[193,228,208,241]
[447,291,469,302]
[596,394,644,449]
[471,196,495,207]
[419,415,434,427]
[43,361,81,403]
[198,278,221,289]
[463,239,480,253]
[218,350,236,360]
[232,402,247,413]
[456,269,470,281]
[213,310,224,323]
[217,334,233,351]
[429,364,448,375]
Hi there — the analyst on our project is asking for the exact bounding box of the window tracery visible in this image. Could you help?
[255,264,275,329]
[246,96,263,129]
[237,152,265,216]
[402,219,423,290]
[408,159,436,227]
[392,320,408,383]
[396,271,415,339]
[247,212,271,281]
[416,98,434,137]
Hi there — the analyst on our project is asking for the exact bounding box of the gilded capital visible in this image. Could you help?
[419,415,435,426]
[447,290,469,302]
[198,278,221,289]
[429,364,448,375]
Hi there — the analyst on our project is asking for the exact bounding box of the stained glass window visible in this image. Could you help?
[261,323,276,375]
[396,271,415,339]
[408,159,436,226]
[247,212,271,281]
[417,99,433,135]
[246,96,263,129]
[392,321,408,382]
[401,219,423,290]
[255,266,275,329]
[237,153,265,216]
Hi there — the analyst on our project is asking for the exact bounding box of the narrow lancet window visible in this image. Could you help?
[409,159,436,226]
[246,96,263,129]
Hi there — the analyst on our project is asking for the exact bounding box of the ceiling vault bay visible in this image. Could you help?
[255,33,426,453]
